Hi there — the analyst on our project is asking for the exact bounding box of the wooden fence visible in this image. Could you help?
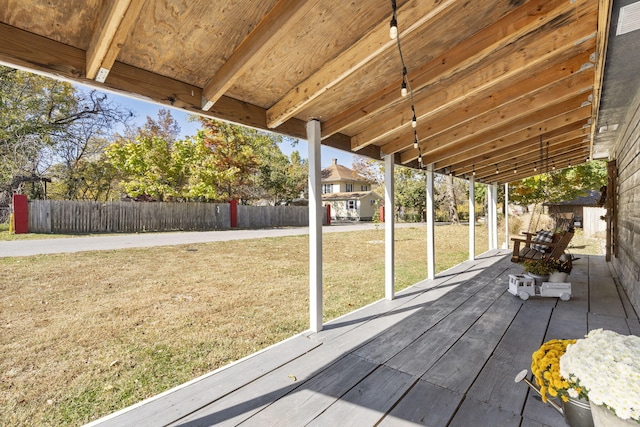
[27,200,317,234]
[583,206,607,239]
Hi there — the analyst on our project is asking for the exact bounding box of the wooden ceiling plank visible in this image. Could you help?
[367,7,599,153]
[461,137,587,177]
[481,149,590,183]
[450,128,588,173]
[440,122,587,176]
[378,49,594,155]
[201,0,315,111]
[400,91,592,164]
[265,0,460,129]
[381,69,593,156]
[401,103,593,164]
[0,21,370,158]
[327,0,594,144]
[86,0,145,82]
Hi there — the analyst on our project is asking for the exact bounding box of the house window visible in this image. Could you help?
[361,184,368,191]
[345,183,353,192]
[347,200,357,210]
[322,184,333,194]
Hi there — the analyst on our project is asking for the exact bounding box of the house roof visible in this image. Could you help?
[322,191,381,201]
[0,0,635,184]
[544,189,602,207]
[321,159,368,183]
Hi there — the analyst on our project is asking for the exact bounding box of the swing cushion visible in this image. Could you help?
[531,230,554,252]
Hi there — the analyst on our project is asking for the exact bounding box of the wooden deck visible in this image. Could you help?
[88,250,640,427]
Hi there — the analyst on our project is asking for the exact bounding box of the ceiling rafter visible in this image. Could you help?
[482,149,590,183]
[463,137,587,178]
[382,69,593,159]
[86,0,146,82]
[379,49,594,156]
[265,0,460,129]
[201,0,315,111]
[443,121,589,177]
[450,128,589,174]
[364,9,598,156]
[405,93,592,165]
[323,0,595,145]
[402,103,593,164]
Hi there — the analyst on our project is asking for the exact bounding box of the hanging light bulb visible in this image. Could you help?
[418,153,423,164]
[413,136,418,149]
[552,161,556,170]
[514,163,517,174]
[568,161,571,167]
[389,16,398,39]
[472,165,476,176]
[495,164,499,175]
[412,113,417,128]
[401,80,408,97]
[533,162,537,172]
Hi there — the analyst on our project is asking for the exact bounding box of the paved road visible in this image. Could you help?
[0,222,426,257]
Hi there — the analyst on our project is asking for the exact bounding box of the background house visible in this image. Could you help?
[321,159,381,221]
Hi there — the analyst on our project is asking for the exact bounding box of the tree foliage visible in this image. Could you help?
[106,113,307,204]
[0,65,132,202]
[509,161,607,206]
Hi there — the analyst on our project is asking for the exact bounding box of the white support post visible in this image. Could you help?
[486,184,495,250]
[491,182,499,250]
[503,182,510,249]
[469,175,476,261]
[426,164,436,280]
[384,153,395,300]
[307,120,323,332]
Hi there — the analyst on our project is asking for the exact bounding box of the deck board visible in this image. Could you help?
[87,252,640,427]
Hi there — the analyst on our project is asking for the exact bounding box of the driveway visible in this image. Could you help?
[0,222,426,257]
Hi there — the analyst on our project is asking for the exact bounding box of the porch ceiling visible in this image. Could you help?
[0,0,632,184]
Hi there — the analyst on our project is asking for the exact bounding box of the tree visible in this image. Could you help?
[256,149,308,205]
[0,66,132,202]
[510,161,607,206]
[106,111,193,201]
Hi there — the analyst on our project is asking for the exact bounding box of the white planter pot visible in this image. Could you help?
[549,271,569,282]
[590,402,637,426]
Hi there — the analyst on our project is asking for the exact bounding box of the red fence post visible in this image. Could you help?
[379,205,385,223]
[325,204,331,225]
[12,194,28,234]
[230,199,238,228]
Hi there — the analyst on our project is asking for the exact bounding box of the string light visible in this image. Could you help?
[514,163,517,174]
[389,0,398,39]
[390,0,423,168]
[472,165,476,176]
[495,164,499,174]
[533,162,537,172]
[552,161,556,170]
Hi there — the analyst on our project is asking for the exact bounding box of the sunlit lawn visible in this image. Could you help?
[0,224,603,426]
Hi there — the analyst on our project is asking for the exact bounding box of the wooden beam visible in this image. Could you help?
[379,52,595,156]
[462,137,587,178]
[324,0,595,143]
[265,0,459,129]
[448,121,589,179]
[0,22,383,163]
[86,0,146,82]
[477,148,590,183]
[401,94,592,164]
[369,7,598,155]
[451,130,588,175]
[201,0,314,111]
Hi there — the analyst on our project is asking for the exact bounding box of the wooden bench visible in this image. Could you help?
[511,229,574,263]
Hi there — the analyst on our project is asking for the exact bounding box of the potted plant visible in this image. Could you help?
[523,258,555,284]
[547,256,573,282]
[531,339,592,427]
[560,329,640,426]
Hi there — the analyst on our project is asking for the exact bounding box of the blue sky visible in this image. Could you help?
[104,91,358,169]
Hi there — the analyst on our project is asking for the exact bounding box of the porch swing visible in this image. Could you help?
[510,137,575,263]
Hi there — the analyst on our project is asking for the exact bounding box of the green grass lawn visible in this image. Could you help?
[0,224,603,426]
